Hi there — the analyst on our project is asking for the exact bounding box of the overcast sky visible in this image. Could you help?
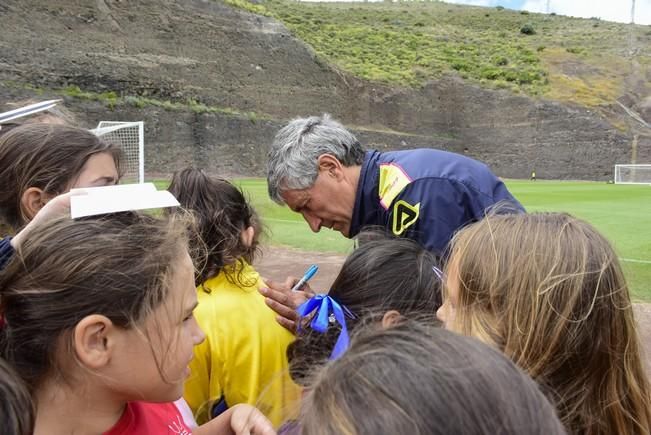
[444,0,651,25]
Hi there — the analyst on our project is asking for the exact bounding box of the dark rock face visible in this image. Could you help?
[0,0,642,180]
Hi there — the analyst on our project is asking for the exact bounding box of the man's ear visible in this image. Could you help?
[73,315,114,369]
[20,187,47,222]
[381,310,402,328]
[317,154,344,179]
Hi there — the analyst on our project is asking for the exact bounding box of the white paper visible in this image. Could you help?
[70,183,180,219]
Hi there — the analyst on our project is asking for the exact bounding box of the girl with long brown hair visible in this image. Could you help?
[168,167,300,427]
[0,123,122,270]
[0,212,274,435]
[0,123,121,232]
[437,212,651,434]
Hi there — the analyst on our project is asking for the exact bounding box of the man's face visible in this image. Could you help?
[281,170,355,237]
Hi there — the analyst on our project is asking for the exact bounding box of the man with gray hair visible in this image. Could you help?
[267,113,523,252]
[261,114,523,330]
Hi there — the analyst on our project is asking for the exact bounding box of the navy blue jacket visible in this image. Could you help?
[350,149,524,254]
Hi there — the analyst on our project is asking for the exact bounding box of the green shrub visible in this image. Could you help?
[480,67,501,80]
[223,0,270,17]
[451,61,471,72]
[520,23,536,35]
[493,56,509,66]
[124,96,147,109]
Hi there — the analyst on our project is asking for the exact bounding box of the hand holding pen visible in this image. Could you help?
[259,264,319,333]
[291,264,318,292]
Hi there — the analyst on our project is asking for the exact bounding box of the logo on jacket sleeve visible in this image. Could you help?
[379,163,412,210]
[392,200,420,235]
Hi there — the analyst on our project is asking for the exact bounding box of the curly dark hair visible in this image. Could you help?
[167,167,261,287]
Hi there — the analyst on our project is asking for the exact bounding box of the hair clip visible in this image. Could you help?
[296,294,354,360]
[432,265,445,281]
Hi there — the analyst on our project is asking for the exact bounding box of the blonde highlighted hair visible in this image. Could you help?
[299,321,566,435]
[445,212,651,434]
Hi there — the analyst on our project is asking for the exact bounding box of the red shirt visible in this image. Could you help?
[104,402,192,435]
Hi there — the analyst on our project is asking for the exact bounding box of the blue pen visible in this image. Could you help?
[292,264,319,292]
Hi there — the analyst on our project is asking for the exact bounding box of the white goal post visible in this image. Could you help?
[90,121,145,183]
[614,164,651,185]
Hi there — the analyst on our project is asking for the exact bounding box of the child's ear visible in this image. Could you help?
[240,226,255,248]
[20,187,47,222]
[381,310,402,328]
[73,315,114,369]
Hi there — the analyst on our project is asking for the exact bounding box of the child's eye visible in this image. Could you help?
[183,313,194,322]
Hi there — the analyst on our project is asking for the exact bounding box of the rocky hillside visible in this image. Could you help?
[0,0,648,179]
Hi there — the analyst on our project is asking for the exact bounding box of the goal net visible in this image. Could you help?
[614,164,651,185]
[90,121,144,183]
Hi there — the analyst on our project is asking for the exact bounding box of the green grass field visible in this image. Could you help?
[157,178,651,300]
[232,179,651,301]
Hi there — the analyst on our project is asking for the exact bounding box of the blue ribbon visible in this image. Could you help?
[296,294,353,360]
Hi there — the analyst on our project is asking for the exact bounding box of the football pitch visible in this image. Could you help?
[229,179,651,301]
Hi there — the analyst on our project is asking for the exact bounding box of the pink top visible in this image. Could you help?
[103,401,192,435]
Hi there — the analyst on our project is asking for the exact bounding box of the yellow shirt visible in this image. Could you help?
[183,261,300,427]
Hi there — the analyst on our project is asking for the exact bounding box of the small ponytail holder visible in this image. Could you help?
[296,294,354,360]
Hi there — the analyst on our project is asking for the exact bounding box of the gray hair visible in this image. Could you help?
[267,114,366,204]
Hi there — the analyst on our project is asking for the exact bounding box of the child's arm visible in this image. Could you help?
[11,192,75,248]
[2,193,75,270]
[192,404,276,435]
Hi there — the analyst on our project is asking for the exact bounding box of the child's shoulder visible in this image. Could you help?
[104,401,191,435]
[200,261,262,295]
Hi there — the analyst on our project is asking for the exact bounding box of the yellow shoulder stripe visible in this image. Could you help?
[378,163,412,210]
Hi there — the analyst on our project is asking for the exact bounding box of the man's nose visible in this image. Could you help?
[303,213,321,232]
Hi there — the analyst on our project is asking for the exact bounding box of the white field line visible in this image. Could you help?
[621,258,651,264]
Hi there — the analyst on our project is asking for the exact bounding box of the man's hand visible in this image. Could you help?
[259,277,314,333]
